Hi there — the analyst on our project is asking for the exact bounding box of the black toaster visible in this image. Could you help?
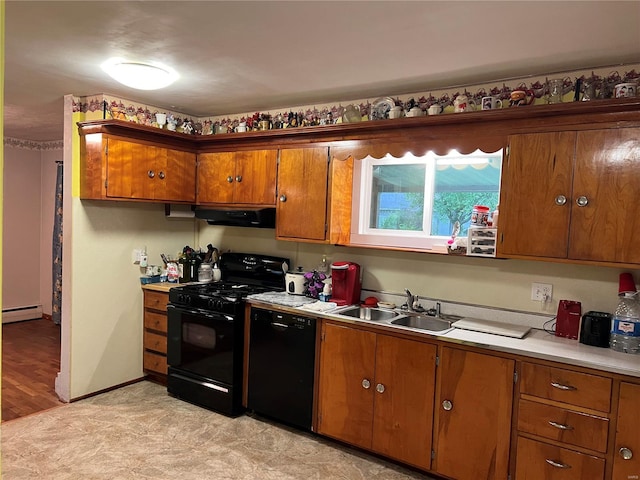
[579,311,612,348]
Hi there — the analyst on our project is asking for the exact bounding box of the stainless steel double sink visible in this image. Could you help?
[331,305,460,334]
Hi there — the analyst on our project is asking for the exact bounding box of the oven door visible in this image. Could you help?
[166,304,244,416]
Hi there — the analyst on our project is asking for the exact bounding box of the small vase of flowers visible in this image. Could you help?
[303,271,327,299]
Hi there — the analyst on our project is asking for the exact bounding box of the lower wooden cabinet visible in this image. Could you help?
[612,383,640,480]
[317,322,437,470]
[143,290,169,383]
[515,437,606,480]
[433,347,514,480]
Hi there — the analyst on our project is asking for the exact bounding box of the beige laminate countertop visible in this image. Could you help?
[247,299,640,380]
[141,283,177,293]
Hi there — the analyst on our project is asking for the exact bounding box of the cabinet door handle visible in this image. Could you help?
[362,379,371,389]
[148,170,155,178]
[576,195,589,207]
[442,399,453,411]
[158,171,165,180]
[548,420,573,430]
[376,383,385,394]
[279,194,287,202]
[545,459,571,469]
[227,176,234,183]
[555,195,567,206]
[619,447,633,460]
[235,175,243,183]
[550,381,576,391]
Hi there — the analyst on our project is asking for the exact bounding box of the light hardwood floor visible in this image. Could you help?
[2,318,63,421]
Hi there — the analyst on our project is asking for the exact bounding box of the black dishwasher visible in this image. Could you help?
[247,307,316,430]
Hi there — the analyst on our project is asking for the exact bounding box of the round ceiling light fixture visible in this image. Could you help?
[101,58,179,90]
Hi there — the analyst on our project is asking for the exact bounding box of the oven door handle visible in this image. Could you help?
[168,304,234,322]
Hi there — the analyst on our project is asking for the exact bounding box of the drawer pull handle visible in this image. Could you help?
[376,383,385,394]
[619,447,633,460]
[545,459,571,469]
[362,379,371,389]
[550,381,576,391]
[442,400,453,411]
[548,420,573,430]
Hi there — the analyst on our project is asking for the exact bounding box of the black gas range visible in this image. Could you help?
[166,252,289,416]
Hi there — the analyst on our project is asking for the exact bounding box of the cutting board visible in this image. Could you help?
[452,317,531,339]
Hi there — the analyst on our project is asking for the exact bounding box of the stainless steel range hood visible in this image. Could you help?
[194,207,276,228]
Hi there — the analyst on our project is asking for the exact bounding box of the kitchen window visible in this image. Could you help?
[350,149,502,250]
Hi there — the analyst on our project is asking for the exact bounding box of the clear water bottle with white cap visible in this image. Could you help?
[610,272,640,353]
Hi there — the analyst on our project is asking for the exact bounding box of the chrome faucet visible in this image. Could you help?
[404,289,424,312]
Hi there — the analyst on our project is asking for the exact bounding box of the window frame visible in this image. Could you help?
[350,149,503,251]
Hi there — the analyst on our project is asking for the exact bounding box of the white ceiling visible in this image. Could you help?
[4,1,640,142]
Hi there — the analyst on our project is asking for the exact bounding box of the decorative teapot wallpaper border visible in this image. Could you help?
[73,63,640,136]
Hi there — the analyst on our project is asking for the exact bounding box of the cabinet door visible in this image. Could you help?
[434,347,514,480]
[197,152,237,204]
[106,138,156,200]
[500,132,575,258]
[372,335,436,470]
[105,138,195,202]
[317,323,376,449]
[197,151,277,205]
[233,150,277,205]
[570,128,640,263]
[612,382,640,480]
[154,148,196,202]
[277,148,329,241]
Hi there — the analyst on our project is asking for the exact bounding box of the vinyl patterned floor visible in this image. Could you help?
[1,381,437,480]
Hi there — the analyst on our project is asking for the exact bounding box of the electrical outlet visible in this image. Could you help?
[531,282,553,302]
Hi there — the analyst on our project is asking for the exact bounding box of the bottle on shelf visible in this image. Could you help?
[491,205,499,229]
[610,272,640,354]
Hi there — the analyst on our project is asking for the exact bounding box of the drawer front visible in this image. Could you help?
[144,290,169,311]
[518,399,609,452]
[520,363,612,412]
[515,437,605,480]
[143,351,168,375]
[144,331,167,354]
[144,310,168,333]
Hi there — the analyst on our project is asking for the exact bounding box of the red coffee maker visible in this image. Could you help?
[330,262,361,306]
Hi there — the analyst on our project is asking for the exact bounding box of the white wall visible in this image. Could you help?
[2,145,43,317]
[68,200,194,399]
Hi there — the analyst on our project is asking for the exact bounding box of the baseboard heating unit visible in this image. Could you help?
[2,305,43,323]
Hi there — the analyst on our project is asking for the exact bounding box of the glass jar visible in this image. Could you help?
[198,264,213,283]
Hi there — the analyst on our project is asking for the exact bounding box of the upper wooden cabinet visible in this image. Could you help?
[276,147,329,241]
[80,132,197,203]
[197,150,277,206]
[500,127,640,266]
[276,147,352,244]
